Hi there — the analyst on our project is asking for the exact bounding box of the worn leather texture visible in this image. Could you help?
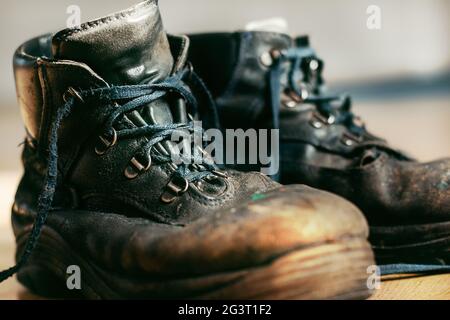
[188,31,450,228]
[13,34,279,226]
[52,0,173,85]
[11,2,373,295]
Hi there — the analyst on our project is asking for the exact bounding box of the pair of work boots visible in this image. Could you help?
[1,0,448,299]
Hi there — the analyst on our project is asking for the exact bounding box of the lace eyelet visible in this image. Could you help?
[94,128,117,155]
[309,59,320,71]
[160,176,189,204]
[327,114,336,124]
[260,51,273,67]
[310,119,323,129]
[260,49,286,67]
[124,154,152,179]
[283,99,297,109]
[281,91,298,108]
[342,137,354,146]
[204,171,228,184]
[212,170,228,179]
[282,86,309,109]
[63,87,84,103]
[309,112,334,128]
[341,132,362,146]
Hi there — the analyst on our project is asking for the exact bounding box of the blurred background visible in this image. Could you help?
[0,0,449,215]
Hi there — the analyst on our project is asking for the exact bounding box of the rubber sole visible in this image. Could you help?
[16,224,374,300]
[370,220,450,265]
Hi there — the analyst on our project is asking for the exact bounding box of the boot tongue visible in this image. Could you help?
[51,0,173,85]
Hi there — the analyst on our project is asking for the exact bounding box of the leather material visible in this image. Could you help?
[10,2,373,291]
[13,170,367,276]
[52,0,173,85]
[189,32,292,130]
[52,0,182,158]
[13,33,279,225]
[13,35,52,142]
[188,31,450,228]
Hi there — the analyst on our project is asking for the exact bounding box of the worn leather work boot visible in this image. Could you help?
[188,31,450,267]
[0,2,375,299]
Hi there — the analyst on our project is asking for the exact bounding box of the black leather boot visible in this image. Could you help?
[188,31,450,267]
[0,2,375,299]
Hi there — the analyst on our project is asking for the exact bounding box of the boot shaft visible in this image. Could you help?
[188,31,292,130]
[14,0,172,155]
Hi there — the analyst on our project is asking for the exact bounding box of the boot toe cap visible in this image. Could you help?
[129,184,369,275]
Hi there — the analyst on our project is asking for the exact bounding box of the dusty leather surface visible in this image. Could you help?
[188,31,450,229]
[13,183,367,275]
[11,1,370,282]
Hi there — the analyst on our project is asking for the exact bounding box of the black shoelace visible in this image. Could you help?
[268,46,365,136]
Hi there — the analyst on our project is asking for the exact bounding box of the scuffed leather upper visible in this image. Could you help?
[188,31,450,227]
[13,182,367,278]
[52,0,173,85]
[11,3,372,282]
[12,4,280,227]
[13,35,278,225]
